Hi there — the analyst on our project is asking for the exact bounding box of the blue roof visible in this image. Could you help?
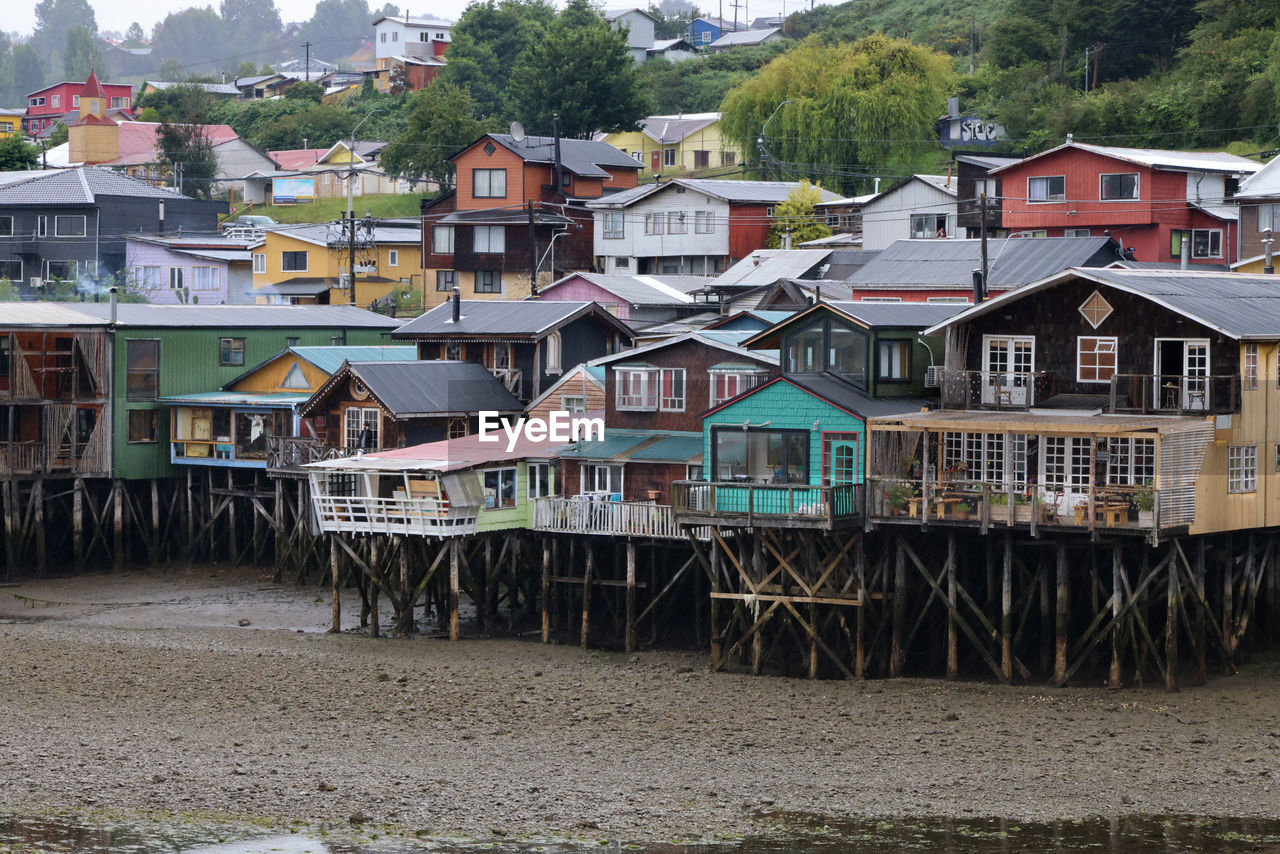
[291,345,417,375]
[585,365,607,384]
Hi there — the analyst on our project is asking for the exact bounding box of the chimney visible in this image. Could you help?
[109,286,118,324]
[1265,228,1275,275]
[552,113,564,194]
[451,285,461,322]
[1180,235,1190,270]
[972,268,984,304]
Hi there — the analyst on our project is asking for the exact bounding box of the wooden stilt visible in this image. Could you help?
[150,478,160,564]
[855,536,867,678]
[1195,538,1206,685]
[710,540,723,670]
[540,536,551,643]
[329,534,341,634]
[1110,541,1123,687]
[3,481,15,579]
[581,542,594,649]
[73,477,84,571]
[449,538,460,641]
[1054,539,1068,684]
[946,531,958,680]
[890,536,905,677]
[625,540,637,653]
[1001,532,1013,681]
[1165,551,1179,692]
[1223,538,1235,672]
[113,480,123,572]
[32,480,45,576]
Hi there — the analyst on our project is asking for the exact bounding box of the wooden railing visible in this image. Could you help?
[940,369,1054,410]
[266,436,359,471]
[1108,374,1239,415]
[867,477,1165,534]
[670,481,861,528]
[0,441,44,475]
[311,493,479,537]
[532,495,707,539]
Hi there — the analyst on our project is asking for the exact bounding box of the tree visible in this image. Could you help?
[63,27,102,81]
[980,15,1054,69]
[505,0,652,137]
[284,80,324,102]
[220,0,282,55]
[47,122,69,146]
[439,0,556,119]
[720,35,957,194]
[157,122,218,199]
[379,82,492,188]
[251,104,353,150]
[32,0,97,74]
[151,8,228,76]
[234,61,260,79]
[0,135,40,171]
[765,180,832,248]
[13,44,47,100]
[300,0,373,61]
[136,83,214,123]
[122,22,146,46]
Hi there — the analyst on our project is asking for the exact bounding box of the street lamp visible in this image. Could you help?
[757,99,794,180]
[343,108,384,304]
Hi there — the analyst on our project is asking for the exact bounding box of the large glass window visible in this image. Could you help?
[616,367,658,409]
[602,212,624,239]
[54,215,86,236]
[192,267,219,291]
[344,407,380,449]
[234,412,268,460]
[712,427,809,484]
[281,251,307,272]
[126,339,160,400]
[660,368,685,411]
[432,226,455,254]
[528,462,552,498]
[787,324,824,373]
[473,225,505,253]
[1028,175,1066,202]
[785,319,867,387]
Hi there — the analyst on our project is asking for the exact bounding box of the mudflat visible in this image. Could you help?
[1,565,1278,841]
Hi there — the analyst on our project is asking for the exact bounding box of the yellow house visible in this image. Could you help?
[0,108,24,139]
[602,112,742,180]
[270,140,411,199]
[251,221,424,306]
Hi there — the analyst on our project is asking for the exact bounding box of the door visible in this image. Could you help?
[1040,435,1092,518]
[650,150,661,173]
[1155,339,1209,411]
[826,436,859,485]
[982,336,1034,406]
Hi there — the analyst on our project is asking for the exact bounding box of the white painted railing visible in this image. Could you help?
[533,496,706,540]
[312,494,478,537]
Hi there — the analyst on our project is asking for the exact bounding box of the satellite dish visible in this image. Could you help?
[510,121,526,143]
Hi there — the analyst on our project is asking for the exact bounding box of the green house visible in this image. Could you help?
[106,305,401,480]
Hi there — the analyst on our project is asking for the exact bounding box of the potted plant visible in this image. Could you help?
[1133,479,1155,527]
[955,500,974,521]
[887,483,915,516]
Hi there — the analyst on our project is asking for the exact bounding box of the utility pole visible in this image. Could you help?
[979,193,989,301]
[303,41,312,81]
[527,200,539,297]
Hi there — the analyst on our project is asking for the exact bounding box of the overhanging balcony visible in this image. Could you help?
[671,480,861,530]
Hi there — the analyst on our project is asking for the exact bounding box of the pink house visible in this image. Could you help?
[536,272,710,324]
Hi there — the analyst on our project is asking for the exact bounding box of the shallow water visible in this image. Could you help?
[6,813,1280,853]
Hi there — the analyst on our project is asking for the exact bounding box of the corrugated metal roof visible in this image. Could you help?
[846,237,1124,289]
[953,153,1021,169]
[343,360,522,417]
[710,27,779,47]
[67,303,403,328]
[637,113,721,144]
[710,250,833,287]
[989,142,1261,176]
[0,304,110,328]
[541,273,704,305]
[589,178,841,208]
[262,222,421,247]
[487,133,643,179]
[394,300,630,340]
[291,345,417,375]
[0,166,183,204]
[624,433,703,463]
[823,249,879,281]
[786,374,935,418]
[1236,153,1280,200]
[556,429,701,462]
[825,300,967,327]
[159,391,310,406]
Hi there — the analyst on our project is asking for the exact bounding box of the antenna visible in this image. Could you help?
[510,121,525,144]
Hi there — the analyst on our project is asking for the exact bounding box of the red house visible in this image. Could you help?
[24,74,134,136]
[421,132,642,307]
[991,141,1261,266]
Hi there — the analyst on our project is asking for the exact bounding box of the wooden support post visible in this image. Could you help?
[710,540,723,670]
[1039,551,1051,674]
[32,480,45,576]
[891,536,905,678]
[73,477,85,571]
[1110,541,1123,688]
[855,536,867,679]
[540,536,552,643]
[227,471,238,566]
[1165,551,1179,692]
[625,541,637,653]
[449,538,460,641]
[946,531,958,680]
[150,478,160,564]
[369,537,381,638]
[398,536,411,637]
[113,480,124,572]
[1001,532,1013,681]
[1054,539,1068,685]
[3,481,15,579]
[329,534,341,634]
[1195,538,1206,685]
[1223,539,1235,673]
[581,542,594,649]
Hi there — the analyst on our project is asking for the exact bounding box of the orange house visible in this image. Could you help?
[421,133,642,307]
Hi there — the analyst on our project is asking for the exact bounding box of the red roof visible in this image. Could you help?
[81,69,108,100]
[86,121,240,166]
[269,148,328,170]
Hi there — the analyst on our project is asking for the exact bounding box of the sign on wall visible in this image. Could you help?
[272,176,316,204]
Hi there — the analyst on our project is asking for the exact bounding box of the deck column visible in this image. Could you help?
[625,541,637,653]
[1054,539,1069,684]
[449,538,460,641]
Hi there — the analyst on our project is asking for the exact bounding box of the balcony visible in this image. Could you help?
[867,477,1167,535]
[671,480,861,530]
[265,435,358,473]
[940,370,1055,411]
[311,493,479,536]
[533,495,707,540]
[1108,374,1239,415]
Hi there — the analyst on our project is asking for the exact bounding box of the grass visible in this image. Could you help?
[232,193,438,224]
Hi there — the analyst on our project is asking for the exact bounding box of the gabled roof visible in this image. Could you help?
[741,299,963,349]
[705,374,929,420]
[587,177,840,208]
[0,166,183,205]
[260,221,421,246]
[592,330,778,367]
[864,174,956,205]
[284,345,418,376]
[393,300,635,341]
[845,237,1126,290]
[80,69,108,100]
[539,272,705,305]
[989,141,1261,176]
[604,7,659,22]
[144,81,241,96]
[953,153,1021,170]
[1235,153,1280,201]
[370,14,453,26]
[692,16,747,31]
[474,133,643,179]
[524,361,607,412]
[649,38,695,53]
[922,267,1280,340]
[823,249,879,280]
[708,249,833,288]
[303,360,522,418]
[710,27,781,47]
[635,112,720,144]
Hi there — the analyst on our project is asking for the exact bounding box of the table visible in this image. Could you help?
[935,497,962,519]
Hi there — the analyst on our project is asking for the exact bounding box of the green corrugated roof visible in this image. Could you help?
[292,345,418,375]
[556,429,702,462]
[585,365,607,383]
[625,434,703,463]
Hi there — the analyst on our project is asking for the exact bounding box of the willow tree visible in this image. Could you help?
[720,34,956,194]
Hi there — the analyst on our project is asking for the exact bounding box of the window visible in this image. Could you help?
[472,168,507,198]
[331,335,345,346]
[344,407,379,449]
[72,96,79,107]
[877,340,910,381]
[219,337,245,367]
[54,215,85,236]
[1258,204,1280,232]
[1244,343,1259,390]
[722,151,736,166]
[130,266,160,290]
[191,267,219,291]
[660,368,685,411]
[127,409,158,443]
[561,395,586,413]
[693,150,710,169]
[0,259,20,282]
[662,148,676,167]
[695,210,714,233]
[631,151,643,163]
[644,212,665,235]
[126,339,160,400]
[616,368,658,409]
[911,213,948,239]
[36,216,46,238]
[1100,173,1139,200]
[168,267,184,290]
[545,330,562,374]
[475,270,501,294]
[252,253,266,274]
[1077,336,1117,383]
[602,211,624,239]
[392,30,398,41]
[46,260,74,280]
[80,260,97,279]
[281,251,308,272]
[473,225,505,253]
[712,427,808,484]
[448,417,468,439]
[436,270,457,291]
[51,95,60,108]
[380,32,386,42]
[1064,228,1091,237]
[528,462,552,498]
[667,211,687,234]
[710,371,765,406]
[1229,445,1257,493]
[1028,175,1066,202]
[483,467,517,508]
[785,319,868,387]
[1169,229,1223,259]
[286,337,299,347]
[445,342,463,360]
[614,257,630,269]
[388,249,398,267]
[111,96,129,109]
[1106,438,1155,486]
[432,226,455,254]
[582,463,623,494]
[0,216,11,236]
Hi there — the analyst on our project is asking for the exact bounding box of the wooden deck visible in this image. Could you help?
[671,481,861,530]
[533,495,707,540]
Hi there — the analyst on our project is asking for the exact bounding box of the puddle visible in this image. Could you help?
[5,813,1280,853]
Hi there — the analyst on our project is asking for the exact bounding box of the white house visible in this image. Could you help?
[859,174,958,250]
[586,177,841,276]
[605,8,658,65]
[372,14,452,64]
[709,27,783,51]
